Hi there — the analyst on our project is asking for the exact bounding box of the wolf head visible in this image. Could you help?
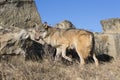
[34,23,49,40]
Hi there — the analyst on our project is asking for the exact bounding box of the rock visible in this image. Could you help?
[54,20,76,29]
[0,29,45,61]
[95,18,120,58]
[0,0,42,28]
[0,26,3,30]
[101,18,120,33]
[95,32,120,58]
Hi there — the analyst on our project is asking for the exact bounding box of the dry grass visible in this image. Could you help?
[0,55,120,80]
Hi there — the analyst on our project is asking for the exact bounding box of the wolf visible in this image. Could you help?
[34,24,99,66]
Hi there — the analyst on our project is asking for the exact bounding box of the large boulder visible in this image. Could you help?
[54,20,76,29]
[95,18,120,58]
[101,18,120,33]
[0,28,45,61]
[94,33,120,57]
[0,0,42,28]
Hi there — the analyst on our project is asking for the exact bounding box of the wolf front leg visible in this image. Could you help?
[61,46,72,62]
[55,48,62,61]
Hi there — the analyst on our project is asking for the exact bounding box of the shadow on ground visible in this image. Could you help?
[63,49,114,65]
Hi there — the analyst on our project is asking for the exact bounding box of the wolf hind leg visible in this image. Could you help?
[77,52,85,65]
[76,47,85,65]
[93,53,99,66]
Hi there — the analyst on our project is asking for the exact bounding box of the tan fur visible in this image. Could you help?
[35,24,99,66]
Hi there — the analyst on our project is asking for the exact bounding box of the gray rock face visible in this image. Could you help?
[0,0,42,28]
[54,20,76,29]
[101,18,120,33]
[94,33,120,57]
[95,18,120,58]
[0,28,46,60]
